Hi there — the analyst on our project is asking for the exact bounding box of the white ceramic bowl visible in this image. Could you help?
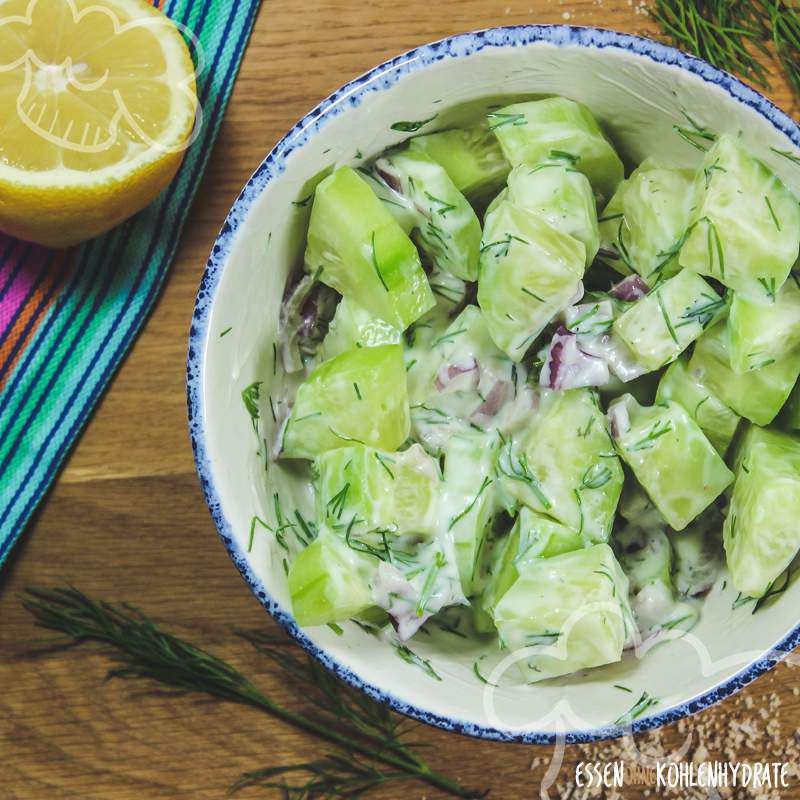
[188,26,800,742]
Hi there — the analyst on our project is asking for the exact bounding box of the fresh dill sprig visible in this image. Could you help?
[20,588,481,799]
[769,1,800,98]
[649,2,800,103]
[648,1,772,90]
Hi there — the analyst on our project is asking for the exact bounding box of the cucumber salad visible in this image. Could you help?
[261,95,800,684]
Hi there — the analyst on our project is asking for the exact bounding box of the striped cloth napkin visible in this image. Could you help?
[0,0,261,566]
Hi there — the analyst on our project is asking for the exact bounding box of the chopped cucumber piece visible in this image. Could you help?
[610,395,733,531]
[443,434,500,595]
[656,357,740,455]
[724,426,800,598]
[598,158,695,279]
[688,321,800,425]
[282,344,410,459]
[374,150,482,281]
[728,277,800,373]
[477,199,585,360]
[320,296,401,361]
[497,389,623,543]
[488,97,624,202]
[671,510,724,597]
[408,123,510,207]
[315,443,440,537]
[482,507,583,619]
[305,166,434,330]
[493,543,633,681]
[615,524,698,637]
[288,528,375,627]
[501,163,600,265]
[679,135,800,301]
[613,270,726,371]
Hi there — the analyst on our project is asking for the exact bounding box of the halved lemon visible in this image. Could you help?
[0,0,197,247]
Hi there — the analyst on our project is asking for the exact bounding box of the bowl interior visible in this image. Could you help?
[191,27,800,741]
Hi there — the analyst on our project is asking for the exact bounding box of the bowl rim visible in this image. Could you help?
[187,23,800,744]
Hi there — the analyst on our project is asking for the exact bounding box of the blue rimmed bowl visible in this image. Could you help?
[188,25,800,743]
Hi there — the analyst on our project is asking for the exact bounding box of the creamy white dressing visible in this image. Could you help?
[370,526,467,640]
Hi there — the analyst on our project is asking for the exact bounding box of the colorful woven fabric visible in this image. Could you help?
[0,0,261,566]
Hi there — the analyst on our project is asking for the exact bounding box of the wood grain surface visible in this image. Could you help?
[2,1,800,798]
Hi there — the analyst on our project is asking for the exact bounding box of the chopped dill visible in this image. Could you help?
[480,232,529,258]
[370,231,389,291]
[496,439,551,509]
[521,286,545,302]
[390,115,437,132]
[220,326,232,338]
[424,191,457,215]
[578,416,596,438]
[574,489,584,536]
[758,276,777,302]
[771,147,800,166]
[293,411,322,423]
[628,419,673,451]
[374,452,396,480]
[656,291,679,345]
[581,464,613,490]
[703,158,726,189]
[705,217,725,277]
[328,427,365,445]
[487,112,527,130]
[432,327,467,348]
[765,196,782,231]
[327,622,344,635]
[327,483,350,519]
[473,660,498,686]
[353,382,362,400]
[678,293,727,329]
[394,643,442,681]
[248,515,273,552]
[417,552,447,617]
[670,112,716,152]
[614,691,659,726]
[448,476,493,530]
[752,569,792,613]
[549,149,580,164]
[613,684,633,693]
[241,381,263,435]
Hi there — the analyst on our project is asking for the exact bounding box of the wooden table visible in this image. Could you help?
[2,2,799,798]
